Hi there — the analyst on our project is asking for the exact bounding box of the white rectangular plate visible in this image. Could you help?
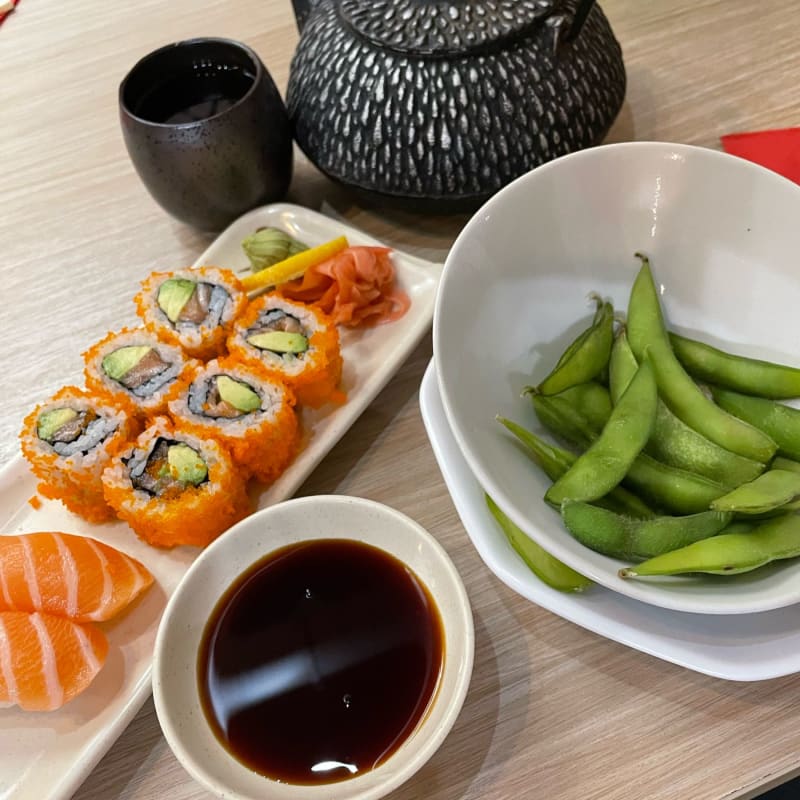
[420,359,800,682]
[0,203,442,800]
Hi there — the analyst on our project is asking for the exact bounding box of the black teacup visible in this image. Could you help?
[119,38,292,231]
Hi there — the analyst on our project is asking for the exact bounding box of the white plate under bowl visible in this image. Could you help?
[153,495,474,800]
[420,360,800,681]
[433,141,800,616]
[0,203,442,800]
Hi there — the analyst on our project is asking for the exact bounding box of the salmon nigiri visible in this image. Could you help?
[0,610,108,711]
[0,532,153,622]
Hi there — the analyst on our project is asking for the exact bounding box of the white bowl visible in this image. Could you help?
[434,141,800,615]
[152,495,474,800]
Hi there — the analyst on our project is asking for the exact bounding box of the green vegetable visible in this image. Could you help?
[242,227,309,273]
[545,358,657,506]
[535,296,614,395]
[710,470,800,515]
[247,331,308,354]
[670,332,800,399]
[101,346,152,381]
[496,416,653,518]
[560,500,732,561]
[216,376,261,413]
[167,443,208,485]
[486,495,592,592]
[619,513,800,577]
[37,408,79,442]
[712,387,800,462]
[157,278,196,323]
[531,390,728,515]
[626,253,776,463]
[609,330,764,486]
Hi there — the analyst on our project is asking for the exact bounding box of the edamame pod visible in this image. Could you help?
[560,500,732,561]
[541,382,612,433]
[711,470,800,515]
[619,513,800,577]
[536,296,614,395]
[486,495,592,592]
[531,393,729,515]
[545,358,657,506]
[772,457,800,474]
[670,333,800,399]
[711,388,800,461]
[609,330,765,486]
[626,254,777,463]
[496,416,654,518]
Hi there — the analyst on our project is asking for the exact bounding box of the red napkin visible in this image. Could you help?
[721,127,800,185]
[0,0,19,26]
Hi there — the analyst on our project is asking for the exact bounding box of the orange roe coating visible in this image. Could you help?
[101,416,251,549]
[82,328,197,420]
[227,295,343,409]
[167,358,300,485]
[133,266,247,361]
[19,387,139,524]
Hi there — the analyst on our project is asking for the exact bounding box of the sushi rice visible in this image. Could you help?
[19,386,139,523]
[134,266,247,360]
[101,415,250,548]
[168,357,299,484]
[227,294,343,408]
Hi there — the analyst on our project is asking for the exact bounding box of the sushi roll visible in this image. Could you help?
[101,416,250,548]
[227,294,343,408]
[19,387,138,523]
[83,328,195,418]
[168,358,299,485]
[134,267,247,360]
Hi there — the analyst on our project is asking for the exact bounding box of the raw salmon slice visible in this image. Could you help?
[0,532,153,622]
[0,610,108,711]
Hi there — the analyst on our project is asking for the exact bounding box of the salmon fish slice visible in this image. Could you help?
[0,610,108,711]
[0,532,153,622]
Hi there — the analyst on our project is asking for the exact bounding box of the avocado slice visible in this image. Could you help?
[101,346,153,381]
[157,278,197,323]
[216,375,261,413]
[167,443,208,485]
[247,331,308,354]
[37,408,79,442]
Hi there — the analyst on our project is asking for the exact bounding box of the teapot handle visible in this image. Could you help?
[290,0,318,34]
[549,0,597,51]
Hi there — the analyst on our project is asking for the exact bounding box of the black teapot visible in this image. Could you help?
[287,0,626,211]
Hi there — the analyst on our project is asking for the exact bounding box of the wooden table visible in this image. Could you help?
[2,1,800,799]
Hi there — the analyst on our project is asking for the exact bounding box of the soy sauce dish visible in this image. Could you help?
[152,495,474,800]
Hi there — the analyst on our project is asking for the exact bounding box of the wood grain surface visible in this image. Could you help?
[2,1,800,799]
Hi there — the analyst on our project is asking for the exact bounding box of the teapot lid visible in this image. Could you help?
[338,0,560,56]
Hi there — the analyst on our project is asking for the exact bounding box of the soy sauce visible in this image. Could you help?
[133,62,254,124]
[198,539,444,785]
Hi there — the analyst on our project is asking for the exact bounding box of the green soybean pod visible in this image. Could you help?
[486,495,592,592]
[711,388,800,461]
[670,333,800,399]
[560,500,732,561]
[609,331,765,486]
[496,416,654,518]
[619,513,800,577]
[545,358,657,506]
[530,392,728,515]
[772,457,800,474]
[711,470,800,515]
[536,297,614,395]
[543,382,612,433]
[626,254,777,463]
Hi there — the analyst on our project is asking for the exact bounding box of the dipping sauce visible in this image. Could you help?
[198,539,444,784]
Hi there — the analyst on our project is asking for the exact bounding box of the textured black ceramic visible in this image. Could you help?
[287,0,626,212]
[120,38,292,231]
